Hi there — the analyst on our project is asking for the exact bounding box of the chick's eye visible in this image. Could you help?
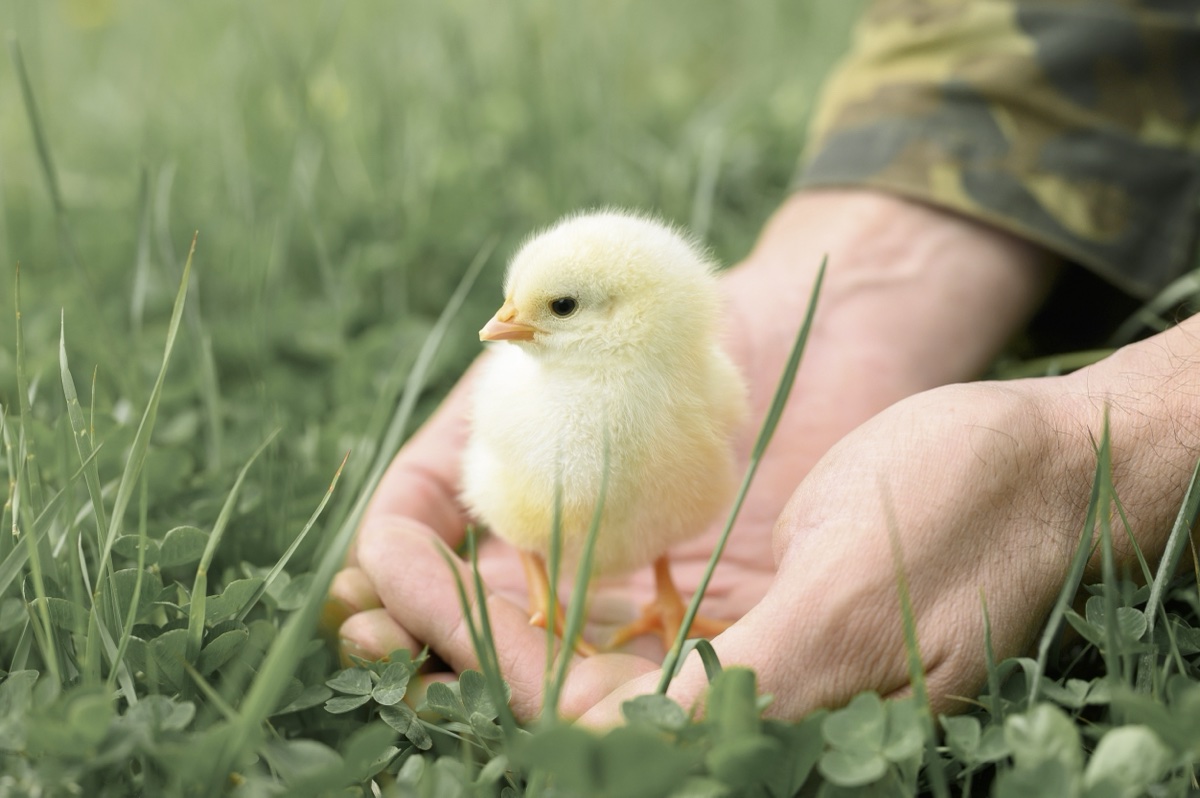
[549,297,578,317]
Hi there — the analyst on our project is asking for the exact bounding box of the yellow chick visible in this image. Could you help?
[462,210,747,653]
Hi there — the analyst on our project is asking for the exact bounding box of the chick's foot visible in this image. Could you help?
[607,555,730,651]
[519,550,598,657]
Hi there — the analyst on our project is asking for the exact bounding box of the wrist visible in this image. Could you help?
[1057,317,1200,565]
[724,188,1056,433]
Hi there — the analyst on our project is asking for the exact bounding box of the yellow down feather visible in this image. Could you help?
[462,210,747,576]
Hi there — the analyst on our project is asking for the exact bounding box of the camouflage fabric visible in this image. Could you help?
[796,0,1200,299]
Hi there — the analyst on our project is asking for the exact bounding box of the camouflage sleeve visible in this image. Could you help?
[796,0,1200,299]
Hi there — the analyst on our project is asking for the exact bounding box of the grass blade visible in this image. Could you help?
[693,639,723,682]
[0,406,10,568]
[545,442,611,718]
[992,349,1113,380]
[60,313,109,555]
[1029,426,1106,705]
[186,429,280,663]
[433,534,521,757]
[657,257,825,693]
[13,264,31,423]
[10,272,63,679]
[1143,454,1200,624]
[9,35,123,376]
[0,444,99,597]
[1112,491,1153,587]
[234,450,349,624]
[86,232,196,677]
[152,176,225,474]
[185,660,240,723]
[1138,455,1200,692]
[15,431,61,684]
[94,232,196,580]
[980,592,1004,723]
[107,473,151,694]
[1110,269,1200,345]
[213,242,489,789]
[152,175,224,473]
[541,466,565,715]
[8,36,65,217]
[465,530,517,736]
[885,493,949,798]
[130,167,153,332]
[1094,417,1123,686]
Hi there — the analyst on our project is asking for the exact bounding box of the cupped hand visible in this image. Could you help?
[583,320,1200,723]
[580,378,1093,723]
[327,188,1054,722]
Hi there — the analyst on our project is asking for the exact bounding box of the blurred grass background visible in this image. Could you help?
[13,8,1200,795]
[0,0,860,572]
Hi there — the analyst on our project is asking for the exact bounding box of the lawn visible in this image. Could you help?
[3,2,1200,796]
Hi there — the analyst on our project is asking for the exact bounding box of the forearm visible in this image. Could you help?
[723,188,1055,460]
[798,1,1200,299]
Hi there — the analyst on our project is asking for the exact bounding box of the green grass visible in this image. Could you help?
[5,1,1200,796]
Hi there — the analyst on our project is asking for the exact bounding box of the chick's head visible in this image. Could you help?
[480,210,721,366]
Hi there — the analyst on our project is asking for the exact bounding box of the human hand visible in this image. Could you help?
[328,188,1053,720]
[589,315,1200,723]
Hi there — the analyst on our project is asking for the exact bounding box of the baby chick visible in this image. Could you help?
[462,210,746,653]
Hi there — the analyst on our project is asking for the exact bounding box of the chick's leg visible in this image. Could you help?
[608,556,730,651]
[518,550,597,657]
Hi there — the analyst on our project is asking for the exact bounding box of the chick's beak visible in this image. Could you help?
[479,299,538,342]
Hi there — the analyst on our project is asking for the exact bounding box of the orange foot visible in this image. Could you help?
[520,551,598,657]
[608,555,730,650]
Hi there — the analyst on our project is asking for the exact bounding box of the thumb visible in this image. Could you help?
[573,596,792,727]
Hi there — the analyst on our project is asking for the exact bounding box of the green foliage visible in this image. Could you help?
[5,1,1200,796]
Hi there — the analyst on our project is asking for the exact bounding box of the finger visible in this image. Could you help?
[579,555,912,727]
[549,653,659,723]
[348,355,490,565]
[405,671,458,711]
[322,567,383,638]
[575,620,787,728]
[337,607,422,668]
[356,516,586,720]
[566,659,665,726]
